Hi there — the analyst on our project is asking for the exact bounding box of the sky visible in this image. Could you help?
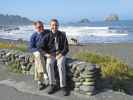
[0,0,132,22]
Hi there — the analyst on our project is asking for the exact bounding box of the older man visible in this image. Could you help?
[38,19,69,96]
[29,21,49,90]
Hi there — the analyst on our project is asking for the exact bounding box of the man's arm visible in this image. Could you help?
[60,32,69,56]
[36,33,52,58]
[29,33,38,52]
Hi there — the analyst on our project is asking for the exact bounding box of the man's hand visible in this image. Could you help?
[45,53,52,58]
[33,51,40,57]
[56,53,62,59]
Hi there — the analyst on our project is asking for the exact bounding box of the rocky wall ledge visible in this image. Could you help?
[0,49,101,96]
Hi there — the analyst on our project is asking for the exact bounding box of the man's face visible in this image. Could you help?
[35,23,44,33]
[50,21,59,33]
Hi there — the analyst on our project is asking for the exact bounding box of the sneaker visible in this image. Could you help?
[61,87,69,96]
[47,85,56,94]
[38,83,46,91]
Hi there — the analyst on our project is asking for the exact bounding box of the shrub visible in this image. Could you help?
[74,52,128,79]
[73,52,133,93]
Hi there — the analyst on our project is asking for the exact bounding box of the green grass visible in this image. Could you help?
[74,52,128,79]
[15,43,28,52]
[7,62,22,74]
[0,42,27,52]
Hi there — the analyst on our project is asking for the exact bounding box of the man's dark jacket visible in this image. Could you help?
[38,30,69,56]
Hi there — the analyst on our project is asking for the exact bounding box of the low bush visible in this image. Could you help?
[74,52,133,93]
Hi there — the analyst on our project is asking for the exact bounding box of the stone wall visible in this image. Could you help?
[0,49,33,73]
[0,49,101,96]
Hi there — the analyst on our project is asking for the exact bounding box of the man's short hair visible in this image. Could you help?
[50,19,59,25]
[33,21,43,26]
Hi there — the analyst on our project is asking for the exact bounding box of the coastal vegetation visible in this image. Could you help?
[0,41,28,52]
[74,52,133,93]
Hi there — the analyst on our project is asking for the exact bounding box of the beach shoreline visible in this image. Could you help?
[0,38,133,68]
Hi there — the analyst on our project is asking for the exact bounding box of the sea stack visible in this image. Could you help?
[105,14,119,21]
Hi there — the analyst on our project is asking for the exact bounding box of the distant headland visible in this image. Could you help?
[0,14,33,25]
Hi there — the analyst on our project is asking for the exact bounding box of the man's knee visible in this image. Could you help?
[46,58,55,67]
[57,56,65,67]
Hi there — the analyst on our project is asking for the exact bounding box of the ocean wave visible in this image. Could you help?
[60,26,128,37]
[0,25,130,43]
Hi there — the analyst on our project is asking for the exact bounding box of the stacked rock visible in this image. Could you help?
[67,60,101,96]
[0,49,10,64]
[0,49,33,74]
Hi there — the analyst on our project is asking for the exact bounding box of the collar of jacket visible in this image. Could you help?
[50,30,60,34]
[50,31,59,37]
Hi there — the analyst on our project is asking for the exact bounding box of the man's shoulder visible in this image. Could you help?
[44,29,50,33]
[57,30,66,36]
[41,29,50,36]
[31,32,37,37]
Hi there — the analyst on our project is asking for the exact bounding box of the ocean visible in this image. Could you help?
[0,20,133,44]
